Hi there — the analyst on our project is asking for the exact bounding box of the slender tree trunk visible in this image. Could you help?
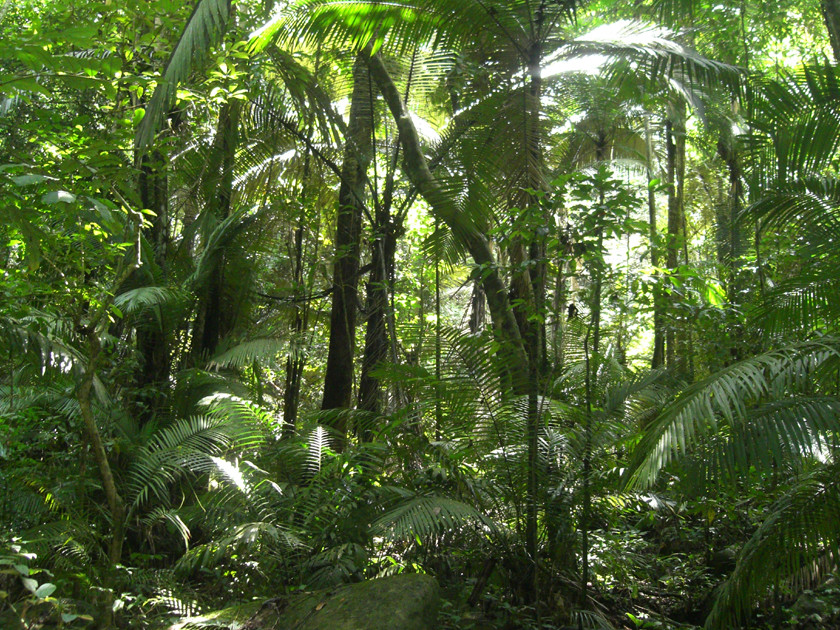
[357,232,390,421]
[645,113,665,369]
[191,98,241,360]
[664,103,687,375]
[717,119,745,364]
[75,228,140,628]
[136,150,171,424]
[358,50,415,424]
[592,230,604,357]
[822,0,840,61]
[282,49,322,434]
[321,54,374,439]
[523,27,546,608]
[78,332,126,629]
[674,106,691,379]
[468,278,486,334]
[435,236,442,439]
[203,100,239,356]
[282,221,307,437]
[368,52,528,376]
[591,142,608,358]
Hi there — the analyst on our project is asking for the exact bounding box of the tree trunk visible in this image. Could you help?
[136,150,171,424]
[367,52,528,377]
[321,54,374,438]
[665,102,691,378]
[717,119,745,364]
[357,232,391,421]
[822,0,840,62]
[203,100,239,356]
[282,224,306,436]
[78,332,126,629]
[645,113,665,369]
[523,33,546,608]
[191,98,241,360]
[468,278,486,334]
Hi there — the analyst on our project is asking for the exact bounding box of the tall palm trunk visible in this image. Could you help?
[591,138,608,358]
[358,51,415,423]
[283,221,307,436]
[136,149,171,423]
[191,98,241,359]
[368,52,528,381]
[523,19,547,605]
[357,230,391,420]
[283,60,322,435]
[665,102,688,376]
[645,112,665,368]
[321,54,374,439]
[717,122,745,364]
[468,278,486,333]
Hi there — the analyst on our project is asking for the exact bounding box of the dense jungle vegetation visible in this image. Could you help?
[3,0,840,627]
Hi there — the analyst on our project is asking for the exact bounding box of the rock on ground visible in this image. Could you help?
[243,573,440,630]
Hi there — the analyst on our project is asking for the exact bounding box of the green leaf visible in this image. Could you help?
[4,77,52,96]
[34,582,56,599]
[21,576,37,593]
[12,563,29,575]
[11,173,47,187]
[704,280,726,308]
[41,190,77,204]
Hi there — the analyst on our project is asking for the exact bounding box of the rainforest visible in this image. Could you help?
[2,0,840,628]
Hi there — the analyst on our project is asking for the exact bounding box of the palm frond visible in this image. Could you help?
[207,338,287,370]
[136,0,232,151]
[744,64,840,187]
[371,493,494,541]
[114,286,183,315]
[557,20,741,95]
[142,506,191,550]
[306,425,333,476]
[185,207,258,292]
[625,339,840,488]
[705,459,840,629]
[124,414,251,512]
[176,521,302,574]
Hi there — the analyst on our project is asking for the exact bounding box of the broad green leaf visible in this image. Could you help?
[41,190,77,204]
[21,576,37,593]
[34,582,56,598]
[705,280,726,308]
[11,174,47,187]
[3,77,51,96]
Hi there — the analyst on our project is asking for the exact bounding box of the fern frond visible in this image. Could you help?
[125,415,241,512]
[114,286,183,316]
